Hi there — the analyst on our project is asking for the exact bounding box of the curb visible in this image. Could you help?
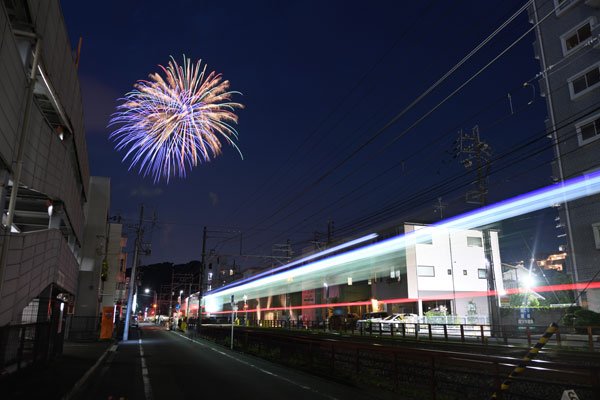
[61,342,118,400]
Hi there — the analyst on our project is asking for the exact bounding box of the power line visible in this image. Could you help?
[251,98,600,254]
[227,0,441,221]
[237,14,590,253]
[238,1,545,239]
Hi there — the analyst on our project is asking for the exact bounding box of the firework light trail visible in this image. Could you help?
[109,56,244,182]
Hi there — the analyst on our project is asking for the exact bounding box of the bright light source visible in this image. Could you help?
[523,274,536,289]
[347,277,353,286]
[47,205,53,217]
[323,282,328,288]
[371,298,379,311]
[144,288,150,294]
[180,290,184,294]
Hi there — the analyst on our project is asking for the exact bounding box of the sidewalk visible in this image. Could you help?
[2,339,113,400]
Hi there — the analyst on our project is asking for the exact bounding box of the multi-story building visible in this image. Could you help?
[372,223,504,321]
[100,225,127,312]
[536,252,567,272]
[204,223,505,325]
[74,177,126,324]
[0,0,90,365]
[529,0,600,310]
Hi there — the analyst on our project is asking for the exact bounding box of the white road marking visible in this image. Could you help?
[172,331,337,400]
[138,338,153,400]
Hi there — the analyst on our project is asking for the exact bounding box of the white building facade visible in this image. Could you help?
[373,223,504,321]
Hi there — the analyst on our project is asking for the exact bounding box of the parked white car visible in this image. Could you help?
[380,313,419,332]
[356,311,389,331]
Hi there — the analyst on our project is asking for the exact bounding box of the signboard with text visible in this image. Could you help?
[518,307,534,327]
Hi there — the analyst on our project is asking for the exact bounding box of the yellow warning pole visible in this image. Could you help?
[491,322,558,399]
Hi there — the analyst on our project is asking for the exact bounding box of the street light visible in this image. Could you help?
[139,289,158,321]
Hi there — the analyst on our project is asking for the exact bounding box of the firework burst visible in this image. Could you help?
[109,56,244,183]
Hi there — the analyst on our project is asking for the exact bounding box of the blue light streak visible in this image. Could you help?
[203,170,600,313]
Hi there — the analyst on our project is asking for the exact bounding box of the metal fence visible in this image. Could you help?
[190,325,600,399]
[210,319,600,351]
[65,316,101,341]
[0,322,58,374]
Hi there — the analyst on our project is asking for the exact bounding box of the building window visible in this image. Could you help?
[447,269,452,275]
[467,236,483,247]
[576,113,600,146]
[593,223,600,250]
[463,270,468,276]
[478,269,488,279]
[420,234,433,245]
[569,63,600,99]
[417,265,435,277]
[561,18,594,56]
[554,0,579,16]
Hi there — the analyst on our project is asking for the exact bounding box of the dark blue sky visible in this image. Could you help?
[60,0,559,266]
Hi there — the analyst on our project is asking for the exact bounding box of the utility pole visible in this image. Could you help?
[455,125,491,205]
[168,267,174,319]
[433,197,447,220]
[455,127,500,330]
[198,226,207,331]
[272,241,292,266]
[123,204,144,341]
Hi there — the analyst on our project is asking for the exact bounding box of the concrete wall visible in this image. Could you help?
[406,224,503,295]
[27,0,89,198]
[75,177,110,318]
[0,229,78,324]
[101,223,125,309]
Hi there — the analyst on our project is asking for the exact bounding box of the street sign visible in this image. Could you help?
[519,307,532,319]
[518,307,534,326]
[561,389,580,400]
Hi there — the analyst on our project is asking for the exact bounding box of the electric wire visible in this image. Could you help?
[239,0,551,238]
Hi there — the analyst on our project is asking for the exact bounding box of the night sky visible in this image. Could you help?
[60,0,559,267]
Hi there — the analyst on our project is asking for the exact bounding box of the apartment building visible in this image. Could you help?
[529,0,600,310]
[0,1,89,329]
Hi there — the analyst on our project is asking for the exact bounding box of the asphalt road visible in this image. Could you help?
[74,323,397,400]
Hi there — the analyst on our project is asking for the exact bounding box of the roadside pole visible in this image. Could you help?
[230,295,235,350]
[198,226,207,332]
[123,205,144,341]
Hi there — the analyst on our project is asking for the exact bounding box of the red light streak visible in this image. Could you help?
[201,281,599,315]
